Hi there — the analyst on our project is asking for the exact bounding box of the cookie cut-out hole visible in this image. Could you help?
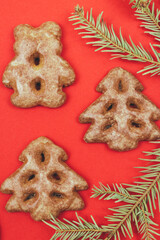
[52,172,60,181]
[34,57,40,66]
[103,101,117,115]
[35,148,50,166]
[107,104,114,111]
[130,103,138,109]
[131,121,141,128]
[103,124,113,130]
[29,52,44,68]
[48,171,65,184]
[24,193,36,202]
[127,98,141,111]
[41,152,45,162]
[118,80,123,91]
[28,174,35,181]
[35,81,41,91]
[30,77,45,94]
[50,192,63,198]
[102,119,116,131]
[21,171,37,185]
[128,119,145,131]
[115,78,128,93]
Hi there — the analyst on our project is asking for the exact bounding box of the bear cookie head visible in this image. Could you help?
[3,21,75,108]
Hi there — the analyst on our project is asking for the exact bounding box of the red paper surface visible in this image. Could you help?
[0,0,160,239]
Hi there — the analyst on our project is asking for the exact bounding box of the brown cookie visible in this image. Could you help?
[0,137,88,221]
[3,21,75,108]
[79,67,160,151]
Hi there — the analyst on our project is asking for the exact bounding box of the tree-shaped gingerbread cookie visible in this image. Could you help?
[79,67,160,151]
[3,21,75,108]
[0,137,88,221]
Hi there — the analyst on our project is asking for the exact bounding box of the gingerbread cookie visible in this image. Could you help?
[3,21,75,108]
[0,137,88,221]
[79,67,160,151]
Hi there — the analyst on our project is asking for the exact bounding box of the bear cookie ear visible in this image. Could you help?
[40,21,62,39]
[14,22,61,40]
[14,24,31,39]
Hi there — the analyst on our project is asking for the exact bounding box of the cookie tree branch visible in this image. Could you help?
[45,146,160,240]
[69,5,160,76]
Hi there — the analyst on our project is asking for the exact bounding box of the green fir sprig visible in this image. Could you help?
[130,0,151,9]
[69,4,160,76]
[44,146,160,240]
[43,213,106,240]
[131,0,160,46]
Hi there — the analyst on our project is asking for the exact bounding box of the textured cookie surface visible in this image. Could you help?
[3,21,75,108]
[79,67,160,151]
[0,137,88,221]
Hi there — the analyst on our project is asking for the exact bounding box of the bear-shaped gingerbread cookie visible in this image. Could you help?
[3,21,75,108]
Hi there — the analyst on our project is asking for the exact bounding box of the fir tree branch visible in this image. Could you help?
[130,0,151,9]
[139,204,159,240]
[44,147,160,240]
[104,171,160,240]
[69,5,160,76]
[91,183,137,203]
[43,213,107,240]
[131,0,160,45]
[104,149,160,240]
[140,205,151,240]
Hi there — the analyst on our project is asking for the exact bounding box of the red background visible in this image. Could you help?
[0,0,160,239]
